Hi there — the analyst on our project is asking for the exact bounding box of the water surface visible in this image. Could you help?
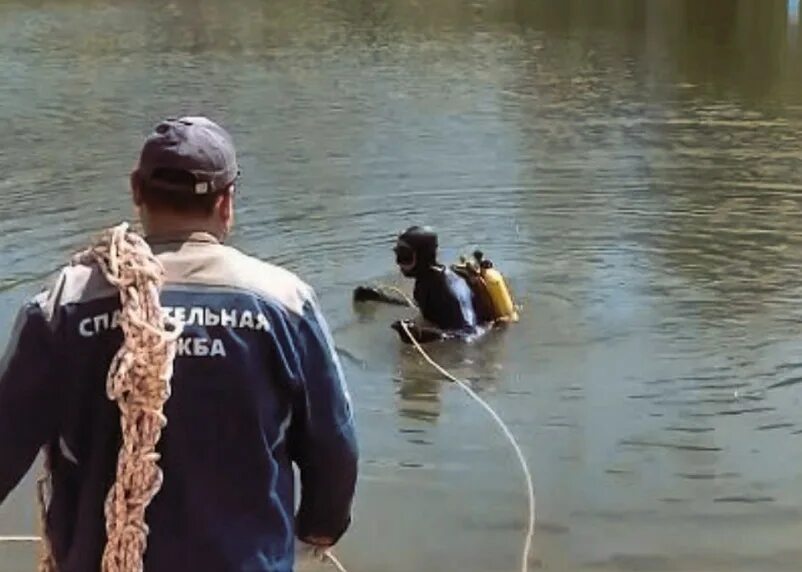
[2,1,802,570]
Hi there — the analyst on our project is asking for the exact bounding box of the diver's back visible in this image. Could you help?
[414,266,478,331]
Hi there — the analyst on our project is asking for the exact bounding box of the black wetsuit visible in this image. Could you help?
[414,265,477,332]
[355,223,483,342]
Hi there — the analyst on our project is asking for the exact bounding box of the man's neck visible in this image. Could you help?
[142,213,224,241]
[415,263,442,277]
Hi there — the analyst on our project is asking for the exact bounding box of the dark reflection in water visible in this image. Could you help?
[2,1,802,571]
[392,329,510,423]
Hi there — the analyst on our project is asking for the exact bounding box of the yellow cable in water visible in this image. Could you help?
[400,322,536,572]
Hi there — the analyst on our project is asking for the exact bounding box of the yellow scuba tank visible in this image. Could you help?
[476,252,518,322]
[452,255,496,323]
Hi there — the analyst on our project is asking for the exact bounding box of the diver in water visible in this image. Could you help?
[355,226,482,344]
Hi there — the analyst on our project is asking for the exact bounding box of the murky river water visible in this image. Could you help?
[3,1,802,570]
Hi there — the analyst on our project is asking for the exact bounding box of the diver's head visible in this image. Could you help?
[394,225,438,277]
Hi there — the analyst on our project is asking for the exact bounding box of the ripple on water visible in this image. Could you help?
[714,496,775,504]
[664,426,715,434]
[619,440,722,453]
[767,375,802,390]
[755,422,795,431]
[4,3,802,572]
[675,472,740,481]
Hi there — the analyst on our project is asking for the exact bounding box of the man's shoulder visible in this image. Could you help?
[204,245,315,317]
[441,266,474,297]
[438,265,464,286]
[31,262,115,316]
[29,245,318,320]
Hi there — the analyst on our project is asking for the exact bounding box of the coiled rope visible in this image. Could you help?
[36,222,183,572]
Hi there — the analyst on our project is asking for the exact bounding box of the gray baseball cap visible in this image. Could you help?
[137,116,239,195]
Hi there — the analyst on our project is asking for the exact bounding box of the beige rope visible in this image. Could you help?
[37,222,182,572]
[400,322,536,572]
[36,453,57,572]
[322,549,349,572]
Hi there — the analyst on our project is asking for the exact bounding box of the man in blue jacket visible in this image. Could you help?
[0,116,358,571]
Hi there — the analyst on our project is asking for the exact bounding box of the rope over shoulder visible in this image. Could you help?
[37,222,183,572]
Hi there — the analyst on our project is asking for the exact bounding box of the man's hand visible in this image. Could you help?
[301,535,334,548]
[353,285,383,302]
[391,320,445,344]
[354,285,411,307]
[391,319,417,343]
[299,535,336,563]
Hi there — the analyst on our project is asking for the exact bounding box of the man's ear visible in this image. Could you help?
[217,186,234,224]
[131,171,144,206]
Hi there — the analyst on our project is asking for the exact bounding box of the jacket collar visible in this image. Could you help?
[146,231,221,246]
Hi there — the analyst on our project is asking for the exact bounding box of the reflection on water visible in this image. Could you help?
[2,1,802,571]
[396,371,442,424]
[393,330,511,424]
[791,0,800,25]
